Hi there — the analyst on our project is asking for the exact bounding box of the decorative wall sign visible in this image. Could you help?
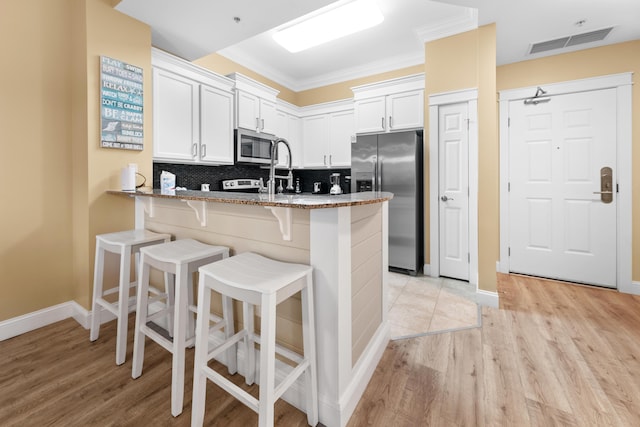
[100,56,144,150]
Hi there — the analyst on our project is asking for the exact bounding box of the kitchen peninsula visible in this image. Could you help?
[108,189,392,427]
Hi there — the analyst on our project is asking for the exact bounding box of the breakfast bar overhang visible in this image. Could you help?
[109,189,392,427]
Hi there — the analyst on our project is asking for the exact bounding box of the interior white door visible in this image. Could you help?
[508,88,617,287]
[438,103,469,281]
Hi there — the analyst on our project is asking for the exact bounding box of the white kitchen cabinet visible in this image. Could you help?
[301,100,354,168]
[327,110,353,166]
[236,90,277,135]
[352,74,425,134]
[152,49,235,165]
[302,114,329,168]
[228,73,279,135]
[275,106,302,168]
[386,90,424,130]
[199,85,234,163]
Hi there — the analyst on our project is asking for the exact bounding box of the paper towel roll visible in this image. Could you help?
[121,166,136,191]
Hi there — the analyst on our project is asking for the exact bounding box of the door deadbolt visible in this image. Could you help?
[592,166,613,204]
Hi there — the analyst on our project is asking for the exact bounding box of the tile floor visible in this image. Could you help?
[386,271,481,340]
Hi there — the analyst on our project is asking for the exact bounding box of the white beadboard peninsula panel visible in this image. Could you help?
[350,204,382,365]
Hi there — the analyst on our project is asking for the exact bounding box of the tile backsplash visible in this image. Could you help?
[152,162,351,194]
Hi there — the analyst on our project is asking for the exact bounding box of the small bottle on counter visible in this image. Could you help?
[295,177,301,193]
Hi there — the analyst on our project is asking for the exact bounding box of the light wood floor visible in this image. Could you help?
[3,274,640,426]
[350,274,640,426]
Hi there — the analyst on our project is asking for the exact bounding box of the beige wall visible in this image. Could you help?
[497,40,640,282]
[424,25,499,293]
[79,0,154,309]
[0,0,153,321]
[1,0,75,320]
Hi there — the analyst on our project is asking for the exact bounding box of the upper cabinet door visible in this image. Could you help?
[259,99,277,135]
[199,84,234,165]
[354,97,386,134]
[302,114,329,168]
[153,68,199,162]
[328,110,354,167]
[387,90,424,131]
[236,90,260,131]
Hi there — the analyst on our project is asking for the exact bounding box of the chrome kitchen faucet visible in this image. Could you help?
[267,138,294,196]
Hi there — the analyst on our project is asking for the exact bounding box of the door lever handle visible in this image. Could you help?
[441,195,453,202]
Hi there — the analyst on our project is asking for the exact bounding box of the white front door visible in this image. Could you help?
[508,88,617,287]
[438,102,469,281]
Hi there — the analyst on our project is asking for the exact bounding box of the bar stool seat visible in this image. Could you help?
[90,229,171,366]
[131,238,230,417]
[192,252,318,427]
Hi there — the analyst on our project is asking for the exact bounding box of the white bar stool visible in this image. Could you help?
[131,238,231,417]
[192,252,318,427]
[90,229,171,366]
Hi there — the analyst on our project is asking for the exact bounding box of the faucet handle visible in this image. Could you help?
[286,171,294,190]
[257,177,267,193]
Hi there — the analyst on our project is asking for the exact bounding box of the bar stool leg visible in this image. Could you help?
[89,241,105,341]
[165,272,175,337]
[242,301,255,385]
[171,264,189,417]
[222,295,237,374]
[258,294,277,427]
[302,273,319,426]
[191,275,211,427]
[132,255,151,379]
[115,245,132,365]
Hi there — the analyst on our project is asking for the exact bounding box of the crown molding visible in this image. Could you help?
[415,8,478,43]
[218,49,424,93]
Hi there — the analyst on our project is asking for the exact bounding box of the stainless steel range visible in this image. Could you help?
[221,178,262,192]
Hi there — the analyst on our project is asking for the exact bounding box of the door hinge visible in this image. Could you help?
[617,183,619,193]
[508,182,511,192]
[508,247,511,256]
[508,117,511,127]
[468,253,470,263]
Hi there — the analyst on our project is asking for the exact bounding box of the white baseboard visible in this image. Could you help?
[0,301,84,341]
[0,298,133,341]
[619,280,640,295]
[476,289,499,308]
[423,263,431,276]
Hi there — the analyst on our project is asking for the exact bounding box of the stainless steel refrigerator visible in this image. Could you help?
[351,130,424,275]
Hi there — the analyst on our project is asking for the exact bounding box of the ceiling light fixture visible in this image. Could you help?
[273,0,384,53]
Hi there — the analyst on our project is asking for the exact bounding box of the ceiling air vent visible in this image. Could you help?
[529,27,614,54]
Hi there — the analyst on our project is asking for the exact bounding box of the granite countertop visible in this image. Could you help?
[107,189,393,209]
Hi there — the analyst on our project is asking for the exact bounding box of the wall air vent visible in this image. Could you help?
[529,27,614,55]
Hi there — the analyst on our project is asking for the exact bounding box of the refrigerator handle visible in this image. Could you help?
[372,156,377,191]
[378,159,382,190]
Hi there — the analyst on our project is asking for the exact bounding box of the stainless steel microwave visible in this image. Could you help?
[235,128,276,165]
